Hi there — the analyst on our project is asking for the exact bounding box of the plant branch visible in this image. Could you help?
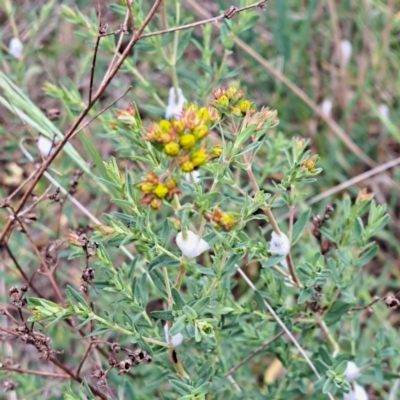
[3,366,70,379]
[225,330,285,377]
[139,0,268,40]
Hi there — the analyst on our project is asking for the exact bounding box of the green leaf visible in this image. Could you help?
[191,297,210,314]
[149,269,168,298]
[123,381,138,400]
[291,209,311,245]
[262,255,285,269]
[172,287,186,310]
[150,310,174,321]
[148,254,181,271]
[183,305,197,320]
[324,301,352,326]
[169,379,193,396]
[356,245,378,268]
[66,286,90,312]
[170,315,186,336]
[176,29,193,60]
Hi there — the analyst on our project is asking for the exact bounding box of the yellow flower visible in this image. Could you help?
[213,146,223,157]
[181,161,194,172]
[226,87,237,99]
[141,183,154,192]
[193,125,208,140]
[166,178,177,190]
[164,142,180,156]
[197,107,209,121]
[153,184,169,198]
[150,198,162,210]
[218,95,229,107]
[239,100,251,114]
[191,150,207,167]
[220,213,233,226]
[172,119,184,133]
[302,157,317,173]
[179,134,196,150]
[159,120,171,132]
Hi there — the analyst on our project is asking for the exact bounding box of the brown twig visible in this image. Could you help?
[224,330,285,377]
[70,86,132,141]
[12,214,64,306]
[89,35,101,105]
[125,0,136,31]
[3,242,41,297]
[139,0,268,39]
[3,366,70,379]
[349,296,380,312]
[76,342,93,377]
[49,357,107,400]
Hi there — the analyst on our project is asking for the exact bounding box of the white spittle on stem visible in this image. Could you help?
[165,87,186,120]
[269,232,290,256]
[340,40,353,67]
[164,323,184,347]
[176,230,210,260]
[9,37,23,58]
[343,384,368,400]
[37,135,54,157]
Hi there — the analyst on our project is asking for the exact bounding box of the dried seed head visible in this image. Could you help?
[143,354,152,364]
[325,203,335,213]
[108,356,117,367]
[385,296,400,309]
[91,369,105,379]
[3,380,17,391]
[111,342,121,353]
[97,378,107,388]
[99,20,108,34]
[20,284,28,292]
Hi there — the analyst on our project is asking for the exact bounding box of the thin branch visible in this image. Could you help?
[76,342,92,377]
[237,268,325,386]
[88,36,101,105]
[225,330,285,377]
[3,242,42,297]
[125,0,136,31]
[4,366,70,379]
[71,86,132,141]
[139,0,268,39]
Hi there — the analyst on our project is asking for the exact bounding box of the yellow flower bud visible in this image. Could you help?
[164,142,180,156]
[179,134,196,150]
[172,120,184,133]
[218,95,229,107]
[150,198,162,210]
[153,184,169,198]
[213,145,223,157]
[181,161,194,172]
[226,87,237,99]
[193,125,208,139]
[166,178,177,190]
[197,107,209,121]
[159,120,171,132]
[141,184,154,192]
[220,213,233,226]
[302,157,317,173]
[191,150,207,167]
[239,100,251,114]
[97,225,115,235]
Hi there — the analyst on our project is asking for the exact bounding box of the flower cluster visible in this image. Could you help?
[142,104,219,173]
[204,207,237,231]
[138,172,180,210]
[211,86,279,129]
